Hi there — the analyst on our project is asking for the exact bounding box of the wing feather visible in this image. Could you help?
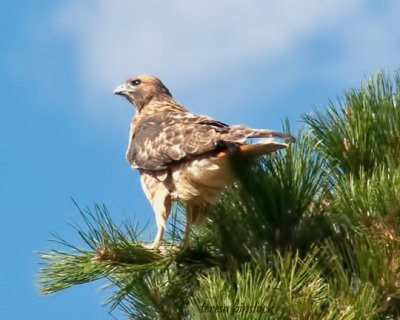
[127,112,230,170]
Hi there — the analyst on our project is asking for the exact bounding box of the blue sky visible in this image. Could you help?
[2,1,400,319]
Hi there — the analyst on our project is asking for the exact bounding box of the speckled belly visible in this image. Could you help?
[170,156,234,203]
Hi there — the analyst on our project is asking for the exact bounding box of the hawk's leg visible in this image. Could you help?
[148,190,171,249]
[184,202,211,245]
[140,171,171,249]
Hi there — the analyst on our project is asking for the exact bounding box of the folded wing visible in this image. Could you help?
[127,111,294,171]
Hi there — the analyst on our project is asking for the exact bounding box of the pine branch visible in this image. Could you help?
[303,70,400,178]
[37,249,108,294]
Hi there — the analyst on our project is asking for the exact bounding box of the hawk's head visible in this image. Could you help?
[114,75,172,112]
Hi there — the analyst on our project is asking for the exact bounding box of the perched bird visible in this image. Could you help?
[114,75,294,249]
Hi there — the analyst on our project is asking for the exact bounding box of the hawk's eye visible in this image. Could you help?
[130,79,141,86]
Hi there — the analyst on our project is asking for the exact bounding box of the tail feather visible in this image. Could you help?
[251,129,296,143]
[217,141,288,158]
[226,125,295,143]
[215,126,294,158]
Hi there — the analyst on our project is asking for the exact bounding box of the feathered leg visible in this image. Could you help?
[184,201,211,244]
[140,171,171,249]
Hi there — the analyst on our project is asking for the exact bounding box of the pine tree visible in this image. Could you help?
[37,71,400,319]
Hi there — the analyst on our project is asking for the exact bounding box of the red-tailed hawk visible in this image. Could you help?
[114,75,294,249]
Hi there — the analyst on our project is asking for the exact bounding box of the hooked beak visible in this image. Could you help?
[114,83,130,95]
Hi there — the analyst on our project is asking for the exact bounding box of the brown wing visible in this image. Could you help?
[126,112,233,170]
